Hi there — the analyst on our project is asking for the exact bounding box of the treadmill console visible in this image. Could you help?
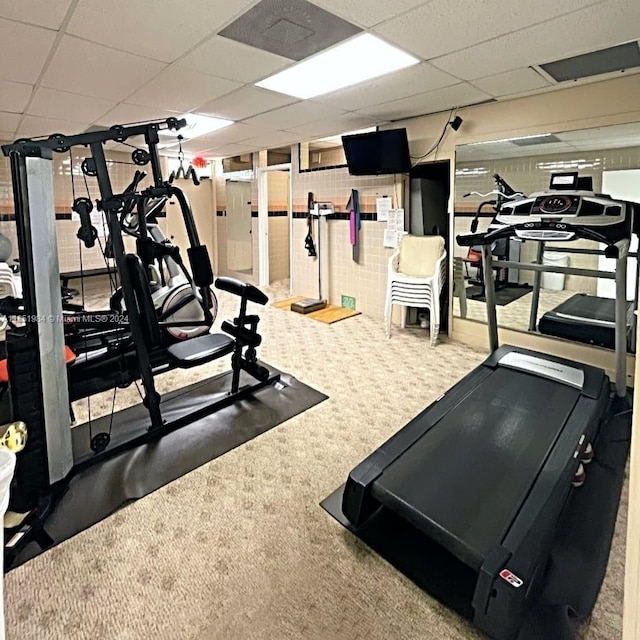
[534,194,579,216]
[495,190,631,243]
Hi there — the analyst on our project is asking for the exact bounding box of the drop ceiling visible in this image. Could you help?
[456,122,640,161]
[0,0,638,158]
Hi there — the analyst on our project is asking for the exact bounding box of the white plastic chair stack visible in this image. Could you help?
[0,264,18,300]
[384,235,447,346]
[0,264,20,333]
[453,256,467,319]
[0,449,16,640]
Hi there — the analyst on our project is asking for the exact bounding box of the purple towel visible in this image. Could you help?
[346,189,361,262]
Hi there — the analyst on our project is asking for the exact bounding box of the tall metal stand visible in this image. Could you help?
[482,244,499,352]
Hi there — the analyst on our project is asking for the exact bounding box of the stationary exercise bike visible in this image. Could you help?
[111,193,218,341]
[462,174,526,297]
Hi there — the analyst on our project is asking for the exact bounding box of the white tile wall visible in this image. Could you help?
[0,143,168,272]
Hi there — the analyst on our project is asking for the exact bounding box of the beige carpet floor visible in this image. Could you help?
[4,278,627,640]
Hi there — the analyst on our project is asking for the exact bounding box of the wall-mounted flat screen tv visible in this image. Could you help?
[342,128,411,175]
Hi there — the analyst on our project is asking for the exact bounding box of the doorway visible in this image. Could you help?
[267,170,291,286]
[257,163,292,291]
[225,180,253,278]
[409,160,451,332]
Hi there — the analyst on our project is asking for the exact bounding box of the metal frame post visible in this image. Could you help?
[615,242,629,397]
[482,244,499,351]
[528,242,544,331]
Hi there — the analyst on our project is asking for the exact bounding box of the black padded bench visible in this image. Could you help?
[60,266,117,289]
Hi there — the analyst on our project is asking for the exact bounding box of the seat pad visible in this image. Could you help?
[166,333,234,368]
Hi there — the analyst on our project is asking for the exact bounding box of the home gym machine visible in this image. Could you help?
[1,118,279,557]
[325,179,637,639]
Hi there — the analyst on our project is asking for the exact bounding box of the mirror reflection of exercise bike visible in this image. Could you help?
[112,189,217,342]
[462,174,526,300]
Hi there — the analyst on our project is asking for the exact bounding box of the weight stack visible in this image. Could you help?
[6,329,49,511]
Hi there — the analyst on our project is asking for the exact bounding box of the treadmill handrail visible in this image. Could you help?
[456,220,621,250]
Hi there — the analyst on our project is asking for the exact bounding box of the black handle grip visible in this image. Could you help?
[457,232,490,247]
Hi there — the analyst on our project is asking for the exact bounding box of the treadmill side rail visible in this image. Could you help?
[471,374,609,640]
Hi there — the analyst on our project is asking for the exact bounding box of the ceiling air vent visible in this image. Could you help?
[540,41,640,82]
[219,0,361,61]
[511,134,562,146]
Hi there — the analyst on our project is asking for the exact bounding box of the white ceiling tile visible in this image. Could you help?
[41,36,166,101]
[244,102,348,130]
[284,113,380,137]
[431,1,640,80]
[358,83,492,120]
[96,104,180,127]
[67,0,257,63]
[171,138,219,155]
[312,62,460,111]
[240,130,302,149]
[27,88,116,123]
[16,116,91,139]
[0,80,32,113]
[310,0,428,28]
[0,0,72,29]
[178,36,292,84]
[206,143,257,158]
[0,18,57,84]
[572,140,640,151]
[0,112,21,134]
[188,123,264,147]
[560,123,640,142]
[472,68,552,97]
[127,66,241,112]
[196,86,299,121]
[373,0,601,60]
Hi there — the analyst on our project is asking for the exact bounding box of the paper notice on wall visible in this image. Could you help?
[383,208,405,247]
[376,196,392,221]
[91,210,107,237]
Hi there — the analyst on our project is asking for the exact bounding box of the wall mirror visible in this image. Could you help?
[453,122,640,354]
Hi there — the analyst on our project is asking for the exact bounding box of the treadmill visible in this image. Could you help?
[531,174,639,350]
[327,176,638,640]
[538,292,635,350]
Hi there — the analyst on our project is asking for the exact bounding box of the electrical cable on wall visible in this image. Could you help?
[410,109,463,167]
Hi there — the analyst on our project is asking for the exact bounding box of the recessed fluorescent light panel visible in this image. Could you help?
[467,134,555,146]
[159,114,234,139]
[256,34,419,99]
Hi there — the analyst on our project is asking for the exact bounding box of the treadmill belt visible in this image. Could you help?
[372,368,580,568]
[539,294,634,350]
[553,294,618,321]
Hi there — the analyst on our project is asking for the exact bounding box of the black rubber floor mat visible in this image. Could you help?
[466,284,532,306]
[10,370,326,569]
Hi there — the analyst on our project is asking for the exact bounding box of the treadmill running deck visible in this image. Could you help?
[372,367,581,568]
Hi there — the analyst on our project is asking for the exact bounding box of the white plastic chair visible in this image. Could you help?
[0,264,20,333]
[384,235,447,346]
[453,256,467,319]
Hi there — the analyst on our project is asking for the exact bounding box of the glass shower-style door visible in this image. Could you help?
[225,180,253,276]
